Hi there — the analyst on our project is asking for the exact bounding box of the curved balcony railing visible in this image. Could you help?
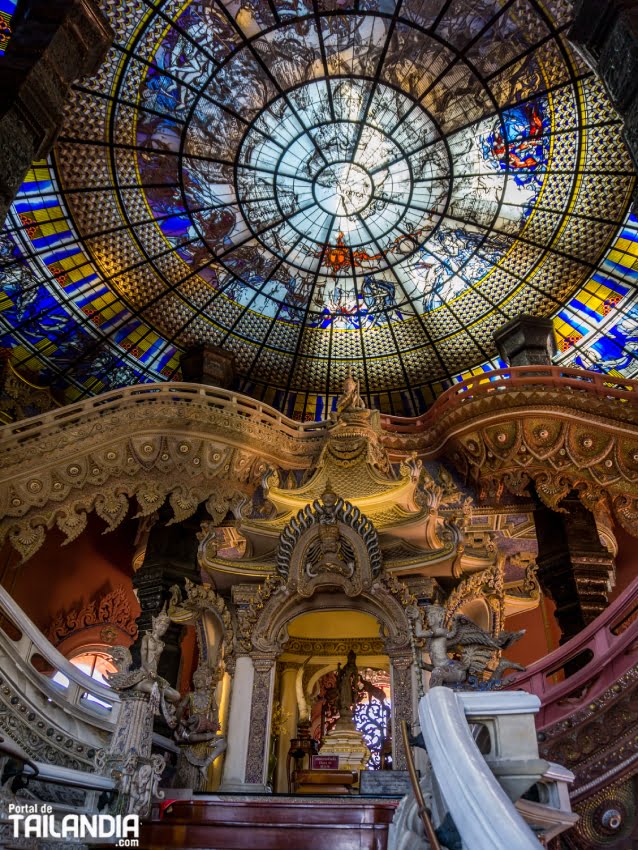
[1,381,333,445]
[508,578,638,729]
[380,366,638,434]
[2,366,636,451]
[0,583,120,727]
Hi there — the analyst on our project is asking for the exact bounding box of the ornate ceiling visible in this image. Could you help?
[1,0,637,418]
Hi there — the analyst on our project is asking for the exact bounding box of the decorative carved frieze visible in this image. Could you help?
[46,585,138,647]
[0,669,101,771]
[448,413,638,540]
[282,636,386,657]
[539,663,638,800]
[3,370,638,567]
[0,392,309,562]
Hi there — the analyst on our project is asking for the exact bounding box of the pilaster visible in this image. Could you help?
[389,654,414,771]
[244,655,276,789]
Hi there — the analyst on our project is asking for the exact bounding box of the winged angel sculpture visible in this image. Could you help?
[407,604,525,688]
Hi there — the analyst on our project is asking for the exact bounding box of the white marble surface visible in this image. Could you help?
[420,688,541,850]
[220,654,254,788]
[457,690,541,716]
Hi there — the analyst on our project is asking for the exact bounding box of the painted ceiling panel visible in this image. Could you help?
[0,0,637,417]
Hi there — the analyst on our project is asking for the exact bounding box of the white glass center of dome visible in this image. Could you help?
[236,79,450,274]
[313,162,373,216]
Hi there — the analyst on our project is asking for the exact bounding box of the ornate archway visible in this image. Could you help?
[234,489,418,787]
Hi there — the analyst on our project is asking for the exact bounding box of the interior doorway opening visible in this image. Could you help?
[271,609,391,794]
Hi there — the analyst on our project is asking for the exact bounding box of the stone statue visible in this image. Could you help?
[107,607,180,704]
[174,665,227,788]
[407,604,525,688]
[99,606,179,816]
[336,650,359,715]
[334,370,366,418]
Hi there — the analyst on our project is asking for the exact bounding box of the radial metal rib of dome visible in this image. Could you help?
[1,0,637,419]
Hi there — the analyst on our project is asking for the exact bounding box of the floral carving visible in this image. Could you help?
[46,585,138,646]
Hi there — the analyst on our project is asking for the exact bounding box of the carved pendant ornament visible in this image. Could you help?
[276,487,382,597]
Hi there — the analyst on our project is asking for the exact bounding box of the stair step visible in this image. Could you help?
[143,798,399,850]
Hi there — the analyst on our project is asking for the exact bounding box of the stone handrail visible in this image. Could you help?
[0,381,332,447]
[419,689,544,850]
[0,582,119,725]
[380,366,638,434]
[508,578,638,729]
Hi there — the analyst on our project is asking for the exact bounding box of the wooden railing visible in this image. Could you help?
[508,579,638,729]
[1,382,332,446]
[2,366,636,452]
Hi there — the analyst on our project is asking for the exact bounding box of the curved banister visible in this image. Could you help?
[380,366,638,434]
[508,578,638,729]
[0,583,119,723]
[1,366,636,450]
[420,688,542,850]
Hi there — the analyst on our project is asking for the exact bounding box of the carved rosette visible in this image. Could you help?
[244,656,276,786]
[448,415,638,539]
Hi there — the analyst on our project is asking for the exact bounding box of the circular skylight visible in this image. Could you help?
[236,80,448,274]
[0,0,636,417]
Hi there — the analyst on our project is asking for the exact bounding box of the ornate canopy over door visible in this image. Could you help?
[236,489,419,785]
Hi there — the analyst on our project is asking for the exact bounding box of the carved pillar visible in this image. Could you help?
[275,664,299,793]
[99,690,166,817]
[220,654,255,791]
[180,344,236,389]
[389,654,414,771]
[493,314,557,367]
[244,655,276,789]
[0,0,113,222]
[533,492,615,642]
[132,513,202,688]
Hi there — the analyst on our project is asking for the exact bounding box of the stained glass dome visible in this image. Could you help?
[1,0,637,418]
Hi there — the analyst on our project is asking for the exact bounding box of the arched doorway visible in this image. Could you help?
[272,609,392,793]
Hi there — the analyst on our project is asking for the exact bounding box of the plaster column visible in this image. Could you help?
[244,655,277,790]
[275,664,299,793]
[389,654,414,771]
[220,654,255,790]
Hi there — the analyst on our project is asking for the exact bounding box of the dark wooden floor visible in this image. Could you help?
[141,797,399,850]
